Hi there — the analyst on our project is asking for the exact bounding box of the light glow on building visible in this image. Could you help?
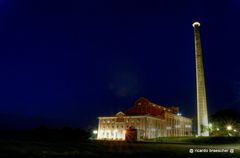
[177,113,182,116]
[97,97,192,141]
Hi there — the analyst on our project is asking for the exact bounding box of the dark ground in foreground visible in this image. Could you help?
[0,140,239,158]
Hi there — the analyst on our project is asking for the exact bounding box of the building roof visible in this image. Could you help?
[126,97,179,118]
[98,97,191,120]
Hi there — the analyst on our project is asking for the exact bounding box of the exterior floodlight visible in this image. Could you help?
[226,125,232,131]
[93,130,98,134]
[208,123,212,128]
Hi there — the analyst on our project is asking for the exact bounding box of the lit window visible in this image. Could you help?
[166,127,171,130]
[175,125,180,128]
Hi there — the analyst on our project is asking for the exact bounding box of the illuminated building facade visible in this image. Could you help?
[97,97,192,140]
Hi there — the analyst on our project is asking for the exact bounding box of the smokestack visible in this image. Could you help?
[193,22,209,136]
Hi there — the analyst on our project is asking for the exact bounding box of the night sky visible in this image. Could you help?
[0,0,240,129]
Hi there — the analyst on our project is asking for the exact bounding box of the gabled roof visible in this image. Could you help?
[116,111,125,117]
[125,97,179,118]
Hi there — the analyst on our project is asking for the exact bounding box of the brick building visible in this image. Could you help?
[97,97,192,140]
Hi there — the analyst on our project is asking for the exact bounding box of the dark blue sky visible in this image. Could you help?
[0,0,240,129]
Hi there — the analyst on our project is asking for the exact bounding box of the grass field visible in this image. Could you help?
[0,139,239,158]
